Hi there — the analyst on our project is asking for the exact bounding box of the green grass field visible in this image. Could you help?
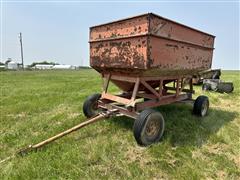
[0,70,239,179]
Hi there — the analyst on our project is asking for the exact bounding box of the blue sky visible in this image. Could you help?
[1,1,239,69]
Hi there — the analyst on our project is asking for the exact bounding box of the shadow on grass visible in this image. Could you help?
[109,104,238,148]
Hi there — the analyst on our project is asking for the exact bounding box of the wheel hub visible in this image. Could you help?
[145,116,160,137]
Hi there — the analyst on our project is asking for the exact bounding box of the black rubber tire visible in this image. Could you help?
[202,83,210,91]
[217,83,234,93]
[133,109,165,146]
[212,73,220,79]
[193,95,209,117]
[83,93,101,118]
[213,75,220,79]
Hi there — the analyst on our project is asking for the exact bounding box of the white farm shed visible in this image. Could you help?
[52,65,76,70]
[7,61,19,70]
[35,64,53,70]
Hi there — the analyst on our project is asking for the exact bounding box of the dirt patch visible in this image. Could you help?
[206,143,229,155]
[125,147,150,167]
[216,170,227,179]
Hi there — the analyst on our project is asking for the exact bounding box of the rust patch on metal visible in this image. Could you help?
[148,36,213,71]
[90,36,148,70]
[149,14,214,48]
[90,16,149,41]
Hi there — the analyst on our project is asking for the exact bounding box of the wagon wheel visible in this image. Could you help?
[212,71,220,79]
[83,93,102,118]
[217,83,234,93]
[133,109,165,146]
[193,95,209,117]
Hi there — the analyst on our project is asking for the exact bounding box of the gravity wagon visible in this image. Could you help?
[83,13,215,146]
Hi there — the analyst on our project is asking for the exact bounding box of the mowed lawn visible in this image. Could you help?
[0,69,239,179]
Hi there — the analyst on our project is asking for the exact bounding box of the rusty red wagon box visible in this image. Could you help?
[90,13,215,77]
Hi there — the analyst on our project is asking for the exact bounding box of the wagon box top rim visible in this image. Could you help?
[89,12,215,38]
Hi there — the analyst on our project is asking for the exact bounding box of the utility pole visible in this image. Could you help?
[19,32,24,70]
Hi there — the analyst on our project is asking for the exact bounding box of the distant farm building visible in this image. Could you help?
[34,64,53,70]
[7,61,20,70]
[33,64,77,70]
[52,65,76,70]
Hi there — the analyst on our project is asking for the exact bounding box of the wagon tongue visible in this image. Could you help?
[0,110,118,164]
